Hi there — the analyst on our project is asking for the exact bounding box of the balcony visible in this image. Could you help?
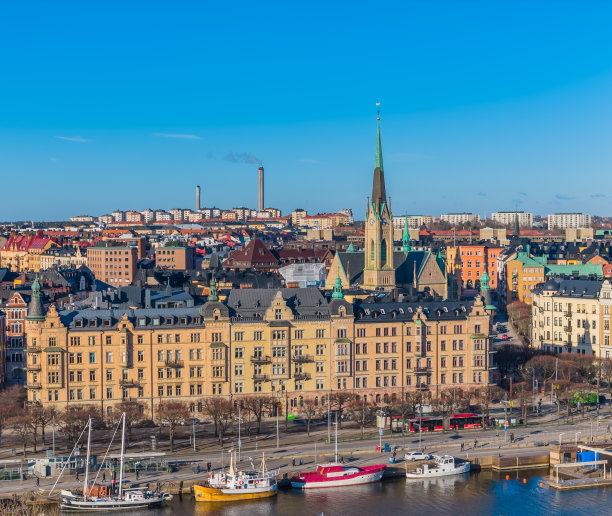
[252,373,270,381]
[293,372,312,381]
[250,355,271,364]
[415,384,429,391]
[28,346,42,353]
[164,359,184,368]
[563,326,572,333]
[27,364,41,371]
[120,379,141,388]
[564,311,572,317]
[413,366,430,374]
[27,382,42,389]
[292,354,314,363]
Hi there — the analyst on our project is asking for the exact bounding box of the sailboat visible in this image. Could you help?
[193,451,279,502]
[58,413,172,511]
[290,412,386,489]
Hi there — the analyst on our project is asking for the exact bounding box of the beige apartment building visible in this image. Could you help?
[25,278,494,418]
[87,246,137,286]
[531,278,602,355]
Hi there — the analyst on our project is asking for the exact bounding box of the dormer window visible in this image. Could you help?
[180,317,187,325]
[138,318,146,326]
[103,319,111,327]
[380,309,385,315]
[75,319,83,328]
[398,308,404,314]
[153,318,160,326]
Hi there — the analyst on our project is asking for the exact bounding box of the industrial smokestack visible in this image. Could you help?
[258,166,264,212]
[196,185,201,211]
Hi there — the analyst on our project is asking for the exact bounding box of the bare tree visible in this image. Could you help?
[202,398,234,445]
[512,382,534,425]
[476,385,504,429]
[349,396,375,439]
[431,389,457,431]
[242,396,274,434]
[59,405,99,446]
[30,403,56,447]
[8,409,33,457]
[112,400,145,444]
[330,391,352,429]
[0,385,27,445]
[300,397,320,437]
[158,401,190,452]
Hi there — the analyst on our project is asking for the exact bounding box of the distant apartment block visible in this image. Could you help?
[69,215,96,223]
[140,209,155,223]
[155,246,196,269]
[87,246,137,286]
[491,211,533,228]
[392,215,434,229]
[440,213,481,225]
[111,210,125,222]
[98,214,114,224]
[547,213,592,230]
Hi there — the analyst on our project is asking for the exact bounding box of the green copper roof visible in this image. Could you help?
[208,274,218,302]
[545,263,603,277]
[331,269,344,299]
[480,269,490,290]
[375,118,384,172]
[402,216,411,253]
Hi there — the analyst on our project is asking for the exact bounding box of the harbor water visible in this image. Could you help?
[127,469,612,516]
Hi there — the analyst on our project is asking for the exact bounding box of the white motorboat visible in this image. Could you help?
[405,455,470,479]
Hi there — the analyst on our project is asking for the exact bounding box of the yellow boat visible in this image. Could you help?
[193,453,279,502]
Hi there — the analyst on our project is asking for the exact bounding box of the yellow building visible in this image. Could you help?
[26,278,493,419]
[0,233,56,272]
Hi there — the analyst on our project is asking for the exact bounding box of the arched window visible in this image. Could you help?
[370,240,375,261]
[381,240,387,265]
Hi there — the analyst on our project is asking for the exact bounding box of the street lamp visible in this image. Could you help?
[575,431,582,445]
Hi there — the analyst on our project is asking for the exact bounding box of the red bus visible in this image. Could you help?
[408,413,485,432]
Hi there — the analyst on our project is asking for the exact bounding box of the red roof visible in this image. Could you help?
[2,234,53,252]
[224,238,279,268]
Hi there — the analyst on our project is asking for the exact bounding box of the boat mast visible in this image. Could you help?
[118,412,126,498]
[83,417,92,500]
[334,411,338,463]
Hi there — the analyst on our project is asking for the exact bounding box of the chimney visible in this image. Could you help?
[196,185,201,211]
[258,166,264,212]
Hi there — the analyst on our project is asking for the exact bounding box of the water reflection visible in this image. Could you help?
[128,469,612,516]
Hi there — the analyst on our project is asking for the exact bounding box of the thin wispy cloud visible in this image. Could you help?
[555,194,576,200]
[55,136,90,143]
[477,192,486,197]
[224,152,262,165]
[154,133,202,140]
[519,192,527,196]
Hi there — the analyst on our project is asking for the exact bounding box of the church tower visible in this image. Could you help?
[363,111,395,290]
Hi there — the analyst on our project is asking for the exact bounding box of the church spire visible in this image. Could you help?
[332,268,344,299]
[402,216,411,253]
[208,274,218,302]
[371,105,386,209]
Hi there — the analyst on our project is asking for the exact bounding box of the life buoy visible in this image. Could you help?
[254,480,259,485]
[238,481,244,486]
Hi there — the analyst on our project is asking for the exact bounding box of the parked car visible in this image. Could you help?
[404,451,431,462]
[501,334,510,340]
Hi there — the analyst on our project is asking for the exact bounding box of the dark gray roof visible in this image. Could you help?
[533,278,603,298]
[356,300,475,323]
[227,288,330,320]
[59,307,203,329]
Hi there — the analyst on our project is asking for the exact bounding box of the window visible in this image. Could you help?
[137,350,144,362]
[234,332,244,342]
[106,387,113,399]
[254,331,263,341]
[275,308,282,320]
[295,330,304,339]
[316,329,325,339]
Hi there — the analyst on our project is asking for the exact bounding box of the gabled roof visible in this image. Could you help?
[224,238,279,268]
[226,288,329,319]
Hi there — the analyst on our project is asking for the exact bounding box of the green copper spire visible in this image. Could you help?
[208,274,218,302]
[375,116,384,172]
[26,273,45,320]
[480,269,490,290]
[371,108,387,208]
[332,269,344,299]
[402,216,411,253]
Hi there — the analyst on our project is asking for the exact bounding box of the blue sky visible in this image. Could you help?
[1,1,612,221]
